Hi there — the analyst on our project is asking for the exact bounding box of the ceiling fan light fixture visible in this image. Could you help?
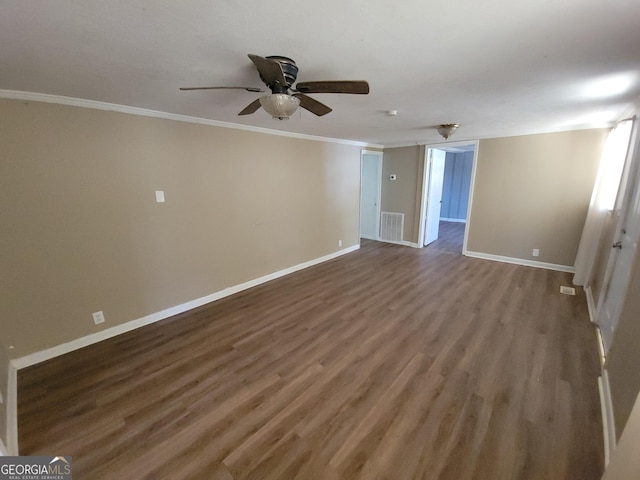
[436,123,460,140]
[259,93,300,120]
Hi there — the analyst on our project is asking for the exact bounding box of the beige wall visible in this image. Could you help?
[602,391,640,480]
[0,99,362,359]
[467,129,608,267]
[381,145,424,243]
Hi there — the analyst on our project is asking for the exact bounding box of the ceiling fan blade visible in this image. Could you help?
[180,86,264,92]
[248,54,287,87]
[238,99,262,116]
[295,80,369,95]
[293,93,332,116]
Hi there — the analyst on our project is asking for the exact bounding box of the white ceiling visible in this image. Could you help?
[1,0,639,146]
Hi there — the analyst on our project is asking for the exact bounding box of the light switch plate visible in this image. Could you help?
[155,190,165,203]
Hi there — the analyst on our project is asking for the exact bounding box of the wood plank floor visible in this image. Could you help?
[18,240,603,479]
[428,221,465,255]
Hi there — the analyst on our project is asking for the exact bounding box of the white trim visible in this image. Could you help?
[464,250,575,273]
[418,141,479,250]
[419,139,480,151]
[439,217,466,223]
[462,144,479,256]
[12,245,359,370]
[0,439,6,456]
[586,288,607,368]
[0,90,383,149]
[6,364,18,455]
[618,98,640,121]
[595,326,607,367]
[599,370,617,466]
[388,124,616,148]
[585,285,597,323]
[417,147,431,247]
[376,239,420,248]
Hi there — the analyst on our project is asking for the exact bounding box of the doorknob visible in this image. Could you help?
[612,241,622,249]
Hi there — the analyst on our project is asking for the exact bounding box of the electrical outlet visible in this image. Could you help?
[92,311,105,325]
[338,240,343,247]
[532,249,540,257]
[0,392,4,405]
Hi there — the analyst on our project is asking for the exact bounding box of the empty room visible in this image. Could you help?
[1,1,640,479]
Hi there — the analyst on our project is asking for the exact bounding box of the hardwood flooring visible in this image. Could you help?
[18,240,603,479]
[428,220,465,254]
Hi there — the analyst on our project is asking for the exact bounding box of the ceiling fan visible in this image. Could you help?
[180,54,370,120]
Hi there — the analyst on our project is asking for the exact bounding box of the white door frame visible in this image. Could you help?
[360,150,383,240]
[417,140,480,252]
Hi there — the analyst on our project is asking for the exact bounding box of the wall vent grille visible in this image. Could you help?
[380,212,404,242]
[560,286,576,295]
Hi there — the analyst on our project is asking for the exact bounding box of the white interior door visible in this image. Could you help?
[598,124,640,354]
[424,149,446,245]
[360,153,382,239]
[599,177,640,354]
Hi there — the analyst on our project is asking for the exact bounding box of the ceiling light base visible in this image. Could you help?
[436,123,460,140]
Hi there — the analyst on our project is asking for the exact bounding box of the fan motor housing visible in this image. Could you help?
[265,56,298,90]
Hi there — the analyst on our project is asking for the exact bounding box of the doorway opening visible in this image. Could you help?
[418,141,478,254]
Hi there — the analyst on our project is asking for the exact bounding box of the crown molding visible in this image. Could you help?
[0,90,383,149]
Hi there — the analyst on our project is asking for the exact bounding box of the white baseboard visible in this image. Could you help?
[599,369,617,466]
[595,326,607,367]
[12,245,360,370]
[463,251,575,273]
[585,285,597,323]
[5,364,18,455]
[585,286,608,365]
[360,234,378,241]
[378,239,420,248]
[440,217,466,223]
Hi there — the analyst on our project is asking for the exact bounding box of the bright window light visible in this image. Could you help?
[597,119,633,210]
